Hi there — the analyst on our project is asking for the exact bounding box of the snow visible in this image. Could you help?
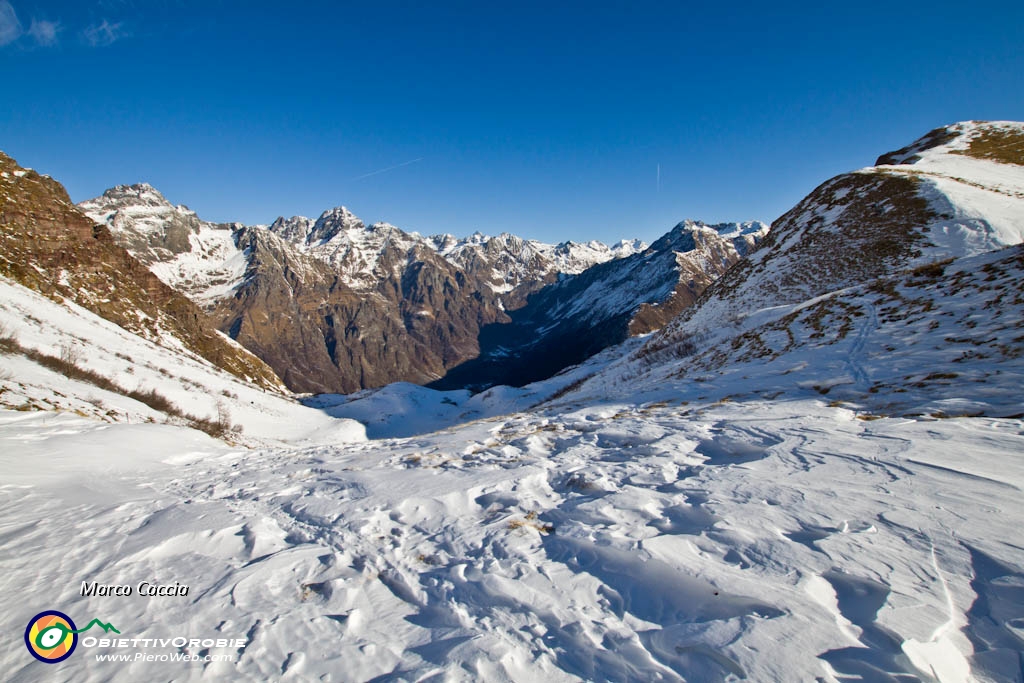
[1,397,1021,681]
[872,120,1024,257]
[148,228,250,305]
[0,276,365,447]
[305,346,638,438]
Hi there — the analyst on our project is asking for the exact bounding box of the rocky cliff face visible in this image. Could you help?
[218,226,508,394]
[0,153,284,390]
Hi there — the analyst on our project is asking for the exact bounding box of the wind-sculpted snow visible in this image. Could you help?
[2,399,1021,681]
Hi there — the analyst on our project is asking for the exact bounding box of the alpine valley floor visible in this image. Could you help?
[2,397,1022,682]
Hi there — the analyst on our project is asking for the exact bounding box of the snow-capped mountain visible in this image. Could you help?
[268,209,425,291]
[82,195,506,392]
[81,191,663,393]
[431,219,768,390]
[265,208,643,296]
[79,184,250,306]
[433,231,648,300]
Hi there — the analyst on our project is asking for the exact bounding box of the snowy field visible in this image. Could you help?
[3,398,1022,682]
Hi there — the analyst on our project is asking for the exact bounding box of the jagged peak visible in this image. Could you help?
[83,183,214,227]
[308,206,365,244]
[316,205,361,222]
[648,219,768,254]
[489,232,525,247]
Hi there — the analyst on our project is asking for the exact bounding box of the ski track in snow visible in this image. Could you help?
[2,400,1023,682]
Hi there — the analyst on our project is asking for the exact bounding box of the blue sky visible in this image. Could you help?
[2,1,1022,244]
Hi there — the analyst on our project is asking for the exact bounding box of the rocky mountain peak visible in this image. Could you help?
[90,183,196,220]
[80,182,211,261]
[648,220,769,257]
[612,238,648,254]
[308,206,365,245]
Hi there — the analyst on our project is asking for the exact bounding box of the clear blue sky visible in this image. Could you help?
[2,1,1022,244]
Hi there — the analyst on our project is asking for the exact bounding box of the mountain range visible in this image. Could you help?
[78,182,752,393]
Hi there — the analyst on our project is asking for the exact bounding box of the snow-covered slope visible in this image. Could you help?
[2,393,1021,681]
[559,243,1024,419]
[0,275,365,446]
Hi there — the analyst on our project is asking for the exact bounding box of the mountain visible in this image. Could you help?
[82,190,648,393]
[81,190,494,392]
[432,231,647,308]
[0,153,284,391]
[431,220,767,390]
[549,120,1024,417]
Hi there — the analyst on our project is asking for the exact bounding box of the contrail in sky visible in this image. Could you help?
[657,163,660,193]
[351,157,424,181]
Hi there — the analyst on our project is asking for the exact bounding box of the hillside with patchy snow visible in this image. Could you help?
[663,121,1024,341]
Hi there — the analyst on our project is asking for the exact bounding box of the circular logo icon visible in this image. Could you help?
[25,611,78,663]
